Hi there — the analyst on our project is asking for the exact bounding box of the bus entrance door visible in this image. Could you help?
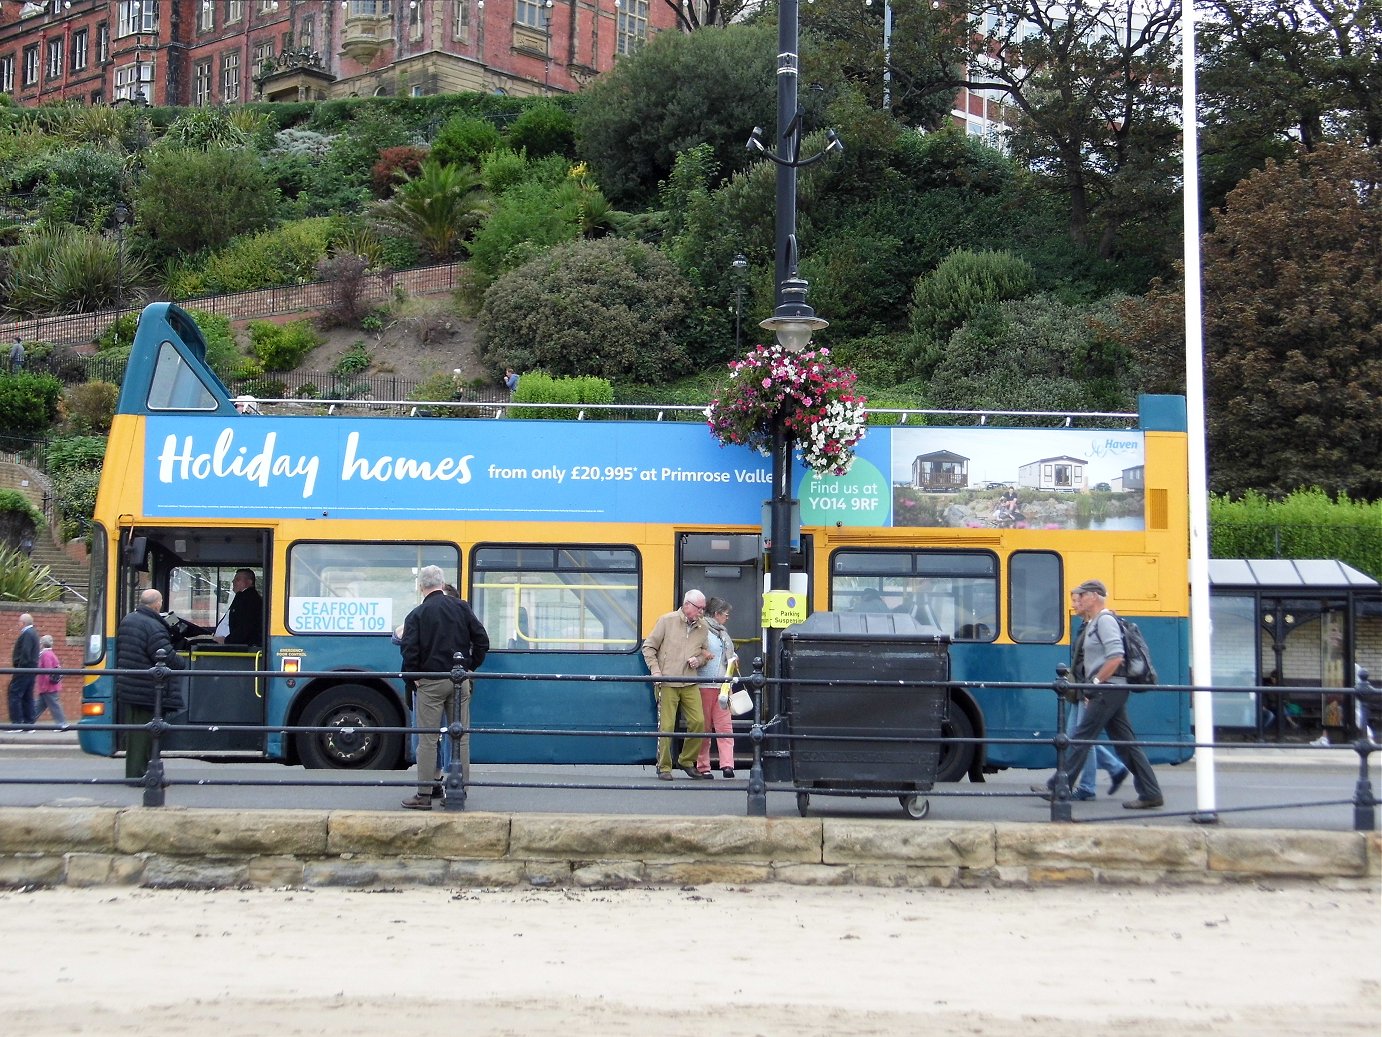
[677,533,766,651]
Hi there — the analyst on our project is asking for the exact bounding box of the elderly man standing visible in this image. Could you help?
[641,589,715,780]
[399,565,489,810]
[9,612,39,727]
[116,590,186,780]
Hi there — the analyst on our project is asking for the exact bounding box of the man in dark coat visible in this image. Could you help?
[399,565,489,809]
[116,589,186,779]
[9,612,39,726]
[215,568,263,646]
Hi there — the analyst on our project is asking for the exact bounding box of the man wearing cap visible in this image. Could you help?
[1036,579,1164,809]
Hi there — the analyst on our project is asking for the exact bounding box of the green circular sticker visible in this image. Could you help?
[797,457,889,526]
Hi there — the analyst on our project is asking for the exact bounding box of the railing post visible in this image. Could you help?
[745,656,768,817]
[1351,668,1377,832]
[1049,665,1073,823]
[442,652,468,812]
[142,648,171,807]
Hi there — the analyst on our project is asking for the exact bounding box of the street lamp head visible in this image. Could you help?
[760,276,827,353]
[112,204,131,227]
[732,253,748,274]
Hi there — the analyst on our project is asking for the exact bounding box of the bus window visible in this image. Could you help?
[830,549,998,641]
[148,339,218,411]
[1009,551,1064,643]
[472,544,640,652]
[85,524,108,665]
[287,542,458,636]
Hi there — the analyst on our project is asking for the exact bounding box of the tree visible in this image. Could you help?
[371,160,489,261]
[1119,143,1382,499]
[476,237,695,384]
[965,0,1183,258]
[573,23,778,205]
[134,147,279,260]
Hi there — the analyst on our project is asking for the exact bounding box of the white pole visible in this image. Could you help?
[1181,0,1217,821]
[883,0,892,110]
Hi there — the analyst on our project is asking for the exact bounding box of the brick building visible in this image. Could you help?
[0,0,680,108]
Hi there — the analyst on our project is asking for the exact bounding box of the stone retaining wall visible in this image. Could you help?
[0,807,1377,890]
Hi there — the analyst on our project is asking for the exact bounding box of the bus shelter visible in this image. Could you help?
[1209,559,1381,742]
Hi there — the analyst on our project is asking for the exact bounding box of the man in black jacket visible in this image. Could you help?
[399,565,489,809]
[214,569,263,646]
[116,589,186,779]
[9,612,39,726]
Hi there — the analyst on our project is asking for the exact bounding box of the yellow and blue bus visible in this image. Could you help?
[79,303,1193,781]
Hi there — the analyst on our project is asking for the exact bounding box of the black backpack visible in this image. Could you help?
[1112,613,1158,688]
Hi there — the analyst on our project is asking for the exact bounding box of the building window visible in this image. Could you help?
[222,51,241,101]
[346,1,393,14]
[45,38,63,79]
[0,56,14,94]
[198,0,214,32]
[114,60,153,101]
[409,0,423,39]
[453,0,469,39]
[253,39,274,74]
[72,29,88,72]
[194,59,212,106]
[299,15,315,49]
[117,1,157,38]
[616,0,648,56]
[91,89,104,104]
[258,1,278,12]
[516,0,545,28]
[227,1,244,23]
[22,45,39,86]
[97,23,110,63]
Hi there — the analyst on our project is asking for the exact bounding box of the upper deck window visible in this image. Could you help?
[148,340,218,411]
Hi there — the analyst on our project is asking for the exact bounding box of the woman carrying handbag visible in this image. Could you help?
[696,598,739,778]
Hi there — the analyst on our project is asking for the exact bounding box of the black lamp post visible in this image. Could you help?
[112,203,130,317]
[731,253,747,353]
[743,0,841,812]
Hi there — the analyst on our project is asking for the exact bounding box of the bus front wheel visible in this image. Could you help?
[298,685,402,770]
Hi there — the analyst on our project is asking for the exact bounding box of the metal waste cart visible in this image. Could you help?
[779,612,949,819]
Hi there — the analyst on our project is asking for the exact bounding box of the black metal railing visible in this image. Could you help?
[2,658,1377,830]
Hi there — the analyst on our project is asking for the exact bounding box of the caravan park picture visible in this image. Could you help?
[887,427,1148,531]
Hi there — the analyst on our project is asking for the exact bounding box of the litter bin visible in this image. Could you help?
[779,612,948,819]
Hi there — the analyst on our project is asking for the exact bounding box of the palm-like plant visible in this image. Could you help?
[371,161,489,262]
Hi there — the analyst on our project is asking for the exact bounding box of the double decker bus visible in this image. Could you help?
[78,303,1193,781]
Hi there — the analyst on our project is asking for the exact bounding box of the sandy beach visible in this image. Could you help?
[2,883,1377,1035]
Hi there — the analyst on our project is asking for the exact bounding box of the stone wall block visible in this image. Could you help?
[769,862,853,885]
[444,860,529,887]
[643,861,773,886]
[0,854,64,887]
[64,852,145,887]
[0,806,118,852]
[997,824,1206,871]
[326,810,510,858]
[823,820,996,867]
[303,857,449,887]
[511,814,821,863]
[1206,829,1368,877]
[142,856,249,888]
[246,855,307,888]
[571,861,645,888]
[116,808,328,856]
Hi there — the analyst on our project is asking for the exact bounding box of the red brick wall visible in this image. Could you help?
[0,603,82,724]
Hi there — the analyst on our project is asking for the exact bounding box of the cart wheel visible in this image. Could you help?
[796,791,810,817]
[900,795,930,820]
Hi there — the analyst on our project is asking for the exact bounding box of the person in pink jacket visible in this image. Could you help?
[33,633,67,727]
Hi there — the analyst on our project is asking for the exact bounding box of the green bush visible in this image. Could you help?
[908,249,1037,376]
[135,147,280,261]
[46,435,106,541]
[0,546,61,603]
[63,381,119,434]
[4,225,145,316]
[429,114,502,169]
[198,217,337,293]
[477,237,695,383]
[30,146,126,226]
[95,313,140,351]
[0,372,63,433]
[466,179,584,287]
[185,310,251,380]
[511,370,614,419]
[248,319,322,372]
[1209,490,1382,579]
[507,101,575,159]
[0,488,42,528]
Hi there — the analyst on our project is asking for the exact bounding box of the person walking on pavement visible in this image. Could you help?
[399,565,489,810]
[8,612,39,727]
[696,598,739,778]
[32,633,67,727]
[8,336,24,373]
[1033,579,1163,809]
[115,589,186,780]
[641,589,714,780]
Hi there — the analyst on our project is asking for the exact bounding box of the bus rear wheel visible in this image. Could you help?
[297,685,402,770]
[935,704,976,784]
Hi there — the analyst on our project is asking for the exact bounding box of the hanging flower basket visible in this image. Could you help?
[706,343,867,476]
